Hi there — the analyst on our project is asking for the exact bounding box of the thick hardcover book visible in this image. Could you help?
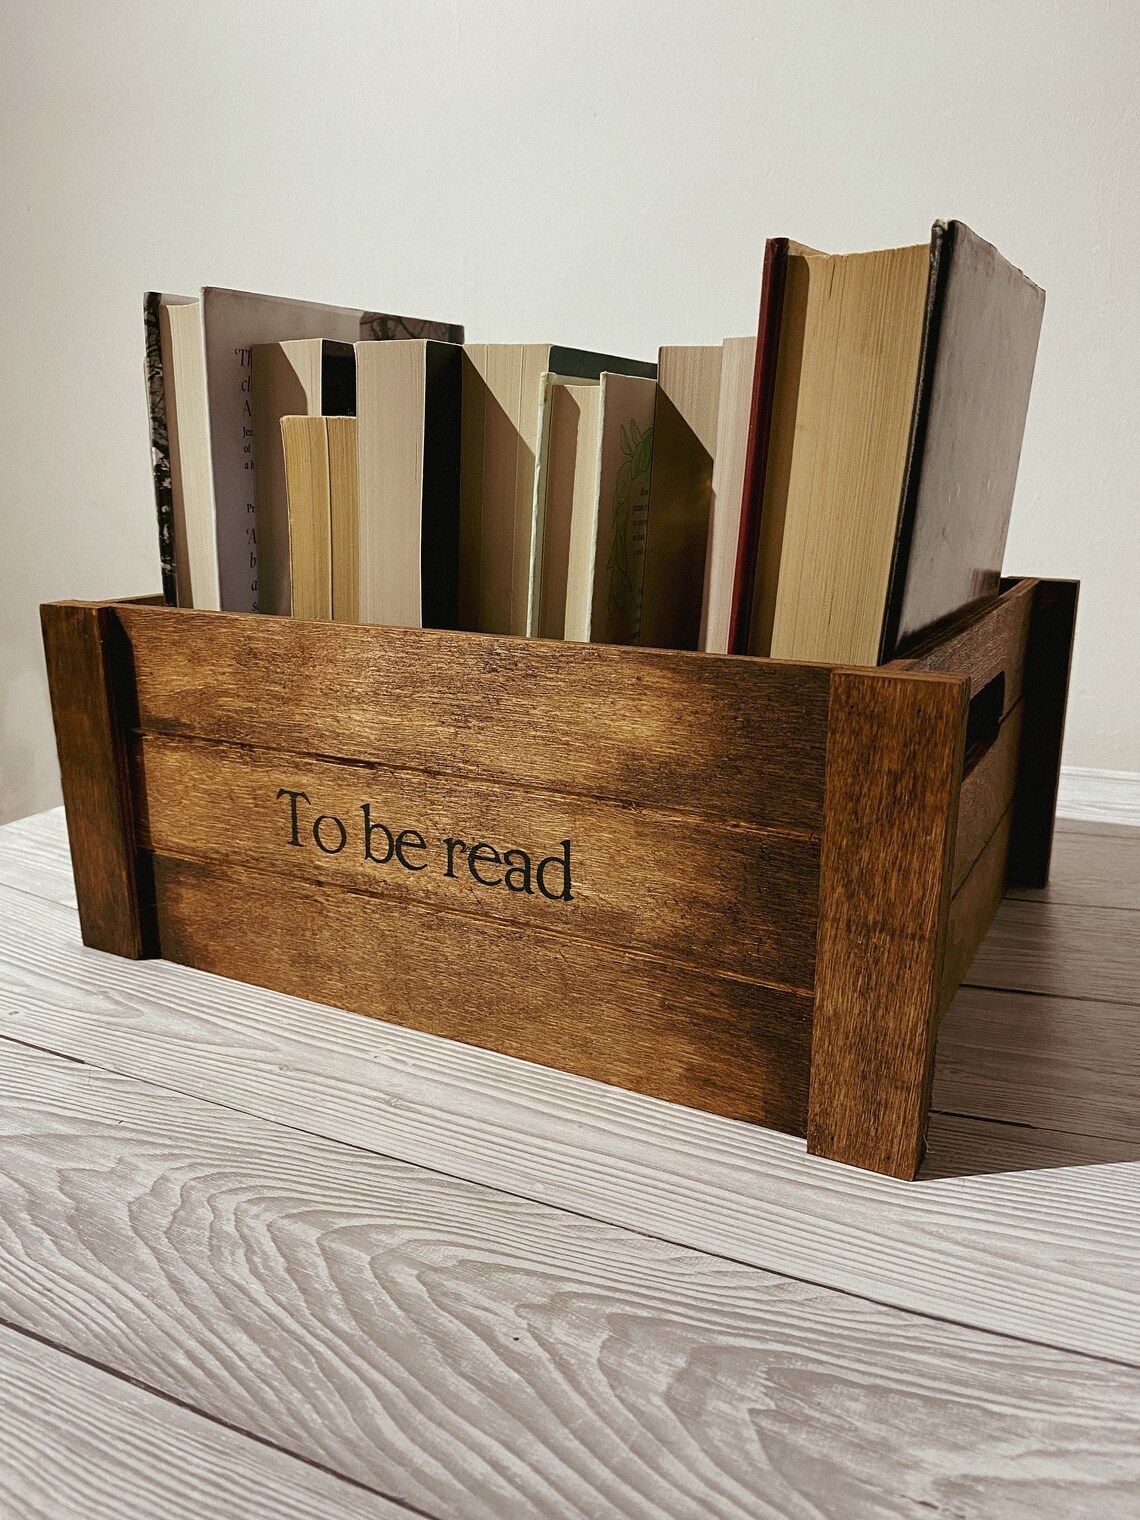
[745,221,1043,665]
[143,293,221,609]
[730,238,789,653]
[882,221,1046,656]
[355,339,464,630]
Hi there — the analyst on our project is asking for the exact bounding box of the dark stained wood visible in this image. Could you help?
[113,603,833,830]
[130,732,819,988]
[807,668,968,1178]
[952,701,1023,892]
[941,807,1013,1012]
[152,853,814,1134]
[893,574,1036,712]
[39,602,155,957]
[1006,579,1079,888]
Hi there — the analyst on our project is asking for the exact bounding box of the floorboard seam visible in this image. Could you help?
[0,1311,445,1520]
[3,1031,1136,1376]
[929,1104,1138,1146]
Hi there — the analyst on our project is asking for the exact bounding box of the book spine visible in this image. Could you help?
[729,238,788,654]
[877,221,950,661]
[143,292,178,605]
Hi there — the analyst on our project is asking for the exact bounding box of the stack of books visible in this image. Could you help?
[145,220,1044,665]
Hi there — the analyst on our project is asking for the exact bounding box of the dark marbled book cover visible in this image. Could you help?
[143,291,178,604]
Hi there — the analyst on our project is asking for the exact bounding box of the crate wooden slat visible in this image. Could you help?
[40,575,1077,1179]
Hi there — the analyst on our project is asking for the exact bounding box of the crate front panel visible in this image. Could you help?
[150,854,814,1134]
[114,605,833,831]
[129,732,820,989]
[111,603,828,1134]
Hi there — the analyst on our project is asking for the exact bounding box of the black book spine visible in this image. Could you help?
[877,222,951,662]
[421,343,463,630]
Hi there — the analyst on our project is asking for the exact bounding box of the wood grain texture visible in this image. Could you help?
[923,1110,1140,1178]
[942,808,1014,1011]
[2,871,1136,1363]
[151,853,812,1134]
[952,700,1022,891]
[130,731,819,987]
[0,1323,408,1520]
[0,809,76,907]
[935,984,1140,1144]
[809,667,968,1177]
[4,1041,1138,1520]
[898,573,1035,712]
[112,601,832,830]
[39,602,154,956]
[965,896,1140,1004]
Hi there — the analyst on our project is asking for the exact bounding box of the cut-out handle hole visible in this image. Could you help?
[963,671,1005,775]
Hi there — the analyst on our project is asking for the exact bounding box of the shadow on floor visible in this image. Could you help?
[920,1109,1140,1179]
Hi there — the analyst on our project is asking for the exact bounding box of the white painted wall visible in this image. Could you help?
[1,0,1137,823]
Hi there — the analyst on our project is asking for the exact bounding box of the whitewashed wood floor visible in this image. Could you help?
[0,807,1137,1520]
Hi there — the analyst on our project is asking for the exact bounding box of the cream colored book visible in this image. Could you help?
[530,374,599,639]
[355,339,463,629]
[280,416,331,621]
[327,416,358,623]
[251,339,354,615]
[700,336,757,653]
[639,344,723,649]
[572,372,657,644]
[750,224,1042,664]
[749,243,930,663]
[153,295,221,609]
[460,343,655,635]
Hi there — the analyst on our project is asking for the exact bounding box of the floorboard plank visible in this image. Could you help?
[934,985,1140,1143]
[0,884,1136,1364]
[2,1042,1137,1520]
[1008,821,1140,909]
[965,900,1140,1003]
[0,809,76,908]
[0,1320,411,1519]
[922,1112,1140,1179]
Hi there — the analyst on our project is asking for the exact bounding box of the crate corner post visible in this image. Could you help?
[806,666,969,1179]
[1005,577,1079,890]
[39,598,157,959]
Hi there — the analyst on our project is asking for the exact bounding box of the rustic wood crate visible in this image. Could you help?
[40,575,1076,1179]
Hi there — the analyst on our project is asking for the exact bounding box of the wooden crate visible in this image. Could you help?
[40,575,1076,1179]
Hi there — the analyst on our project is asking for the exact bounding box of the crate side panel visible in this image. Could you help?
[952,701,1024,893]
[898,576,1036,711]
[39,602,156,958]
[151,854,814,1135]
[941,807,1014,1011]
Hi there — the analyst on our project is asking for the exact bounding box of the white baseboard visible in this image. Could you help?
[1057,767,1140,827]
